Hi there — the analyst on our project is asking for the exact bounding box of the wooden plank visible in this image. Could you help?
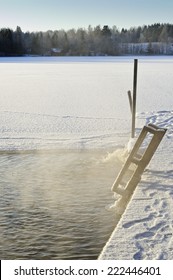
[131,59,138,138]
[127,90,133,113]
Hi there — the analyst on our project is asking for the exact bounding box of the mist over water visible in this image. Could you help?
[0,148,123,259]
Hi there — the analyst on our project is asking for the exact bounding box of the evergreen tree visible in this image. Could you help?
[13,26,24,55]
[0,28,13,55]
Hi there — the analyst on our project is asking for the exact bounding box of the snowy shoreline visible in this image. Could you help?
[99,110,173,260]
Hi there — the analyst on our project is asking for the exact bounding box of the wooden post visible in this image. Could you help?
[131,59,138,138]
[127,90,132,113]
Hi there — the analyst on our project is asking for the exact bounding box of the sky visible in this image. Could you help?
[0,0,173,32]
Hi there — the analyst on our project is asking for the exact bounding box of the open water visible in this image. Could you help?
[0,148,122,259]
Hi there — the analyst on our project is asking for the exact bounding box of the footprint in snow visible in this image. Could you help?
[158,252,168,260]
[149,191,157,198]
[161,200,168,209]
[133,242,144,260]
[145,205,151,212]
[153,199,160,206]
[123,212,157,229]
[149,221,167,232]
[135,231,155,240]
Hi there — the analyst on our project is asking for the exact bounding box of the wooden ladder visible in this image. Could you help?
[112,123,167,212]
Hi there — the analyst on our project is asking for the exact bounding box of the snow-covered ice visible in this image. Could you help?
[0,56,173,151]
[0,57,134,150]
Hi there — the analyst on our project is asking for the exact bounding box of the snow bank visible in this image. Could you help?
[99,110,173,260]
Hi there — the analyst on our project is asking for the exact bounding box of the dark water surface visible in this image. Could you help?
[0,149,122,259]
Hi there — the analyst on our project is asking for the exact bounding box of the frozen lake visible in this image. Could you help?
[0,56,173,150]
[0,56,173,259]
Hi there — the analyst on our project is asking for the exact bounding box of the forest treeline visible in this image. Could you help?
[1,23,173,56]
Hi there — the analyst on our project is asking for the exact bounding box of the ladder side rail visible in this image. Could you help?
[139,129,167,168]
[120,158,148,199]
[112,126,148,191]
[128,126,149,159]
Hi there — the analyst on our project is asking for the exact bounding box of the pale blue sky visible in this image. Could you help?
[0,0,173,32]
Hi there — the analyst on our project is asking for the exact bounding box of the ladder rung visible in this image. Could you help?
[148,123,165,131]
[112,178,127,191]
[120,180,127,187]
[131,157,141,165]
[135,153,143,159]
[113,186,124,195]
[112,180,126,194]
[146,124,166,134]
[145,126,157,134]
